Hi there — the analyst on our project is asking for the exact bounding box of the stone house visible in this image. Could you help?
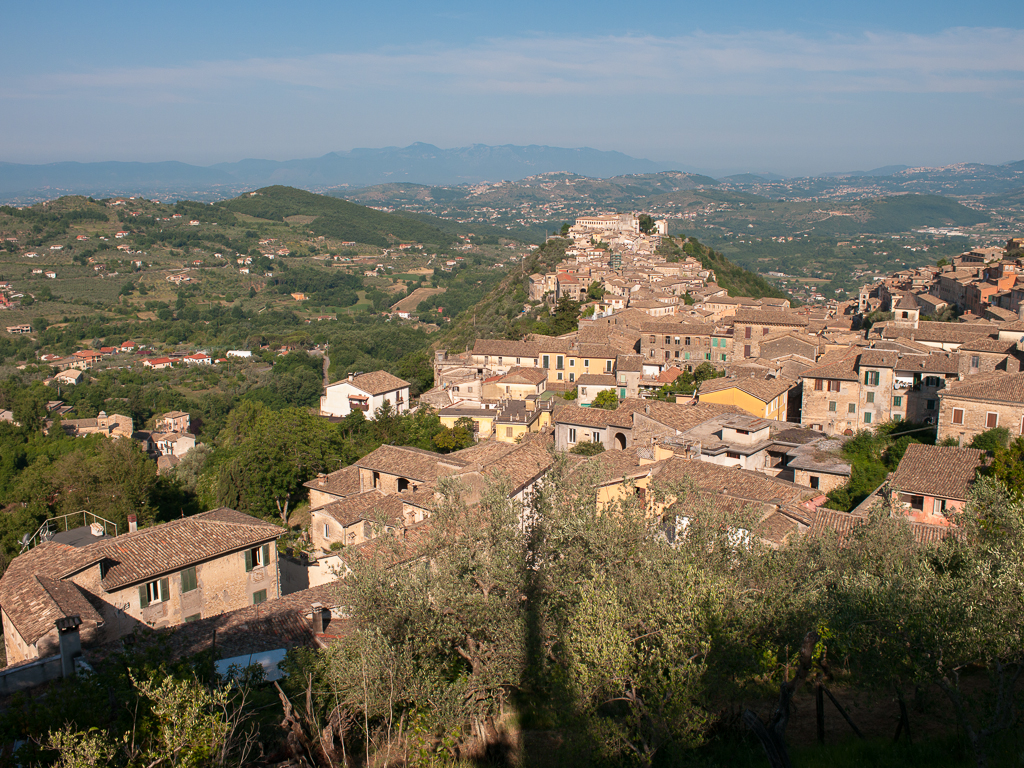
[732,310,809,359]
[0,509,283,665]
[889,445,986,525]
[320,371,411,420]
[575,374,617,407]
[481,367,548,400]
[937,372,1024,444]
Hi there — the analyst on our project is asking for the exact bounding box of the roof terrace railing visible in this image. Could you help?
[20,510,118,553]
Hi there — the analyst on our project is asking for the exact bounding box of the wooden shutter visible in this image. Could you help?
[987,412,998,429]
[139,584,150,609]
[245,548,253,572]
[159,578,169,602]
[261,543,270,567]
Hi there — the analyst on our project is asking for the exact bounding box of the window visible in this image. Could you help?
[684,352,691,360]
[674,336,681,345]
[556,355,564,370]
[726,451,740,459]
[542,355,550,369]
[848,403,856,414]
[711,337,718,347]
[864,412,872,424]
[705,353,711,360]
[245,543,271,572]
[569,358,574,367]
[744,345,751,357]
[925,376,939,388]
[814,379,823,391]
[744,326,752,339]
[592,431,601,442]
[829,401,837,412]
[828,380,841,392]
[952,408,964,425]
[971,355,980,369]
[584,359,589,367]
[568,428,577,444]
[926,399,936,410]
[893,396,902,407]
[987,412,999,429]
[675,350,680,358]
[664,336,671,344]
[762,327,769,336]
[933,498,946,516]
[569,372,575,382]
[866,392,875,404]
[181,566,197,594]
[721,354,727,362]
[252,589,267,605]
[809,476,820,490]
[324,523,330,538]
[864,370,880,386]
[506,426,513,438]
[605,360,612,372]
[893,414,902,422]
[139,578,169,608]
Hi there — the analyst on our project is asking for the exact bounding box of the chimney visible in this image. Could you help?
[316,472,327,487]
[56,615,83,678]
[128,513,137,533]
[348,372,354,383]
[311,602,325,634]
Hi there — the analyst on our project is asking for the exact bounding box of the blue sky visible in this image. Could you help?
[2,0,1022,175]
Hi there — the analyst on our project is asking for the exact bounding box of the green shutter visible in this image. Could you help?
[139,584,149,609]
[245,548,253,572]
[261,543,270,567]
[181,566,197,593]
[159,578,169,602]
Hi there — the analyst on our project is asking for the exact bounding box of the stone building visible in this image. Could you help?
[937,372,1024,444]
[0,509,283,665]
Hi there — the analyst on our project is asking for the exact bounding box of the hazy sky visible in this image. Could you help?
[2,0,1022,175]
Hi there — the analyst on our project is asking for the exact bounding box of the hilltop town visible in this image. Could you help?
[2,203,1024,765]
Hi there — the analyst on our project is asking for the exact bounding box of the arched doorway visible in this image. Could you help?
[614,432,627,450]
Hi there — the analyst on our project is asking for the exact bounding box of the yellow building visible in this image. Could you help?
[439,405,497,440]
[494,400,552,442]
[695,376,797,420]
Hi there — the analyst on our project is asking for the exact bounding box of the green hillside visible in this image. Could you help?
[663,236,793,301]
[217,185,456,248]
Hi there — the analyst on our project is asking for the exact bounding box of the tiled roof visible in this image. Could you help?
[697,375,796,404]
[733,310,808,327]
[341,371,411,396]
[576,374,616,386]
[471,339,541,358]
[556,398,647,429]
[0,542,107,647]
[858,349,899,368]
[497,367,548,385]
[355,444,467,482]
[877,321,993,344]
[940,372,1024,405]
[957,337,1018,354]
[799,348,860,381]
[890,444,986,501]
[480,440,555,495]
[92,509,283,590]
[312,490,406,527]
[894,353,961,374]
[635,400,746,433]
[303,465,361,498]
[615,354,644,372]
[809,509,958,546]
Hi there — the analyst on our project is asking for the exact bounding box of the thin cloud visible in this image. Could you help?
[7,27,1023,104]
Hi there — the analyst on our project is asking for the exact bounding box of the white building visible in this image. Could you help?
[320,371,411,420]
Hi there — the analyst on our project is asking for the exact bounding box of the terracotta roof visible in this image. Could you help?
[894,353,961,374]
[799,348,860,382]
[497,367,548,385]
[810,508,959,546]
[615,354,644,372]
[355,444,466,482]
[555,398,647,429]
[940,371,1024,405]
[957,337,1018,354]
[92,509,283,590]
[312,490,407,528]
[634,400,746,433]
[697,376,796,404]
[877,321,993,344]
[339,371,411,396]
[576,374,616,386]
[303,465,362,498]
[479,440,555,495]
[890,444,986,501]
[0,542,106,647]
[858,349,899,368]
[733,310,808,327]
[471,339,542,358]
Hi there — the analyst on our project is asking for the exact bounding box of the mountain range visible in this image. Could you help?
[1,145,1022,204]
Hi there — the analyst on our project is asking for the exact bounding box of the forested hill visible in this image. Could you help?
[215,186,456,248]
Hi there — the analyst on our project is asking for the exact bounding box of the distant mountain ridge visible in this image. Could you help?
[1,148,1022,205]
